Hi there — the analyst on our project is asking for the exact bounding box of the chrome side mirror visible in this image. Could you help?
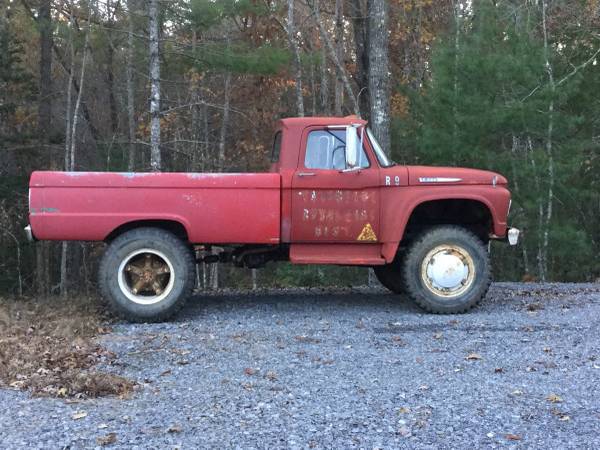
[345,125,358,169]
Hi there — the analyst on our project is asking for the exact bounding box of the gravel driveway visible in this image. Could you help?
[1,283,599,449]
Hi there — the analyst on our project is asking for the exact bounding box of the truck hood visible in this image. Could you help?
[406,166,507,186]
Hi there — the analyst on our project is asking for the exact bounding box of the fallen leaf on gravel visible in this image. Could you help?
[398,426,411,437]
[97,327,112,335]
[168,425,182,433]
[466,353,483,360]
[546,394,563,403]
[160,369,171,376]
[96,433,117,446]
[527,303,544,312]
[448,320,459,326]
[294,335,321,344]
[244,367,256,376]
[398,407,411,414]
[265,371,278,381]
[72,411,88,420]
[505,434,522,441]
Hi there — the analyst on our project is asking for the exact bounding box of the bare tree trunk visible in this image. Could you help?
[106,0,118,136]
[349,0,369,116]
[452,0,461,154]
[334,0,343,115]
[60,1,91,298]
[320,44,330,115]
[540,0,555,281]
[148,0,161,171]
[367,0,391,154]
[218,72,231,170]
[126,0,136,170]
[309,0,359,115]
[36,0,53,297]
[60,9,75,299]
[510,134,529,275]
[309,60,317,116]
[287,0,304,116]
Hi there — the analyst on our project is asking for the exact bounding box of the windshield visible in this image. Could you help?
[366,128,393,167]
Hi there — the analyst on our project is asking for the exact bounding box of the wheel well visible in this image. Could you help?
[404,199,493,242]
[105,220,189,242]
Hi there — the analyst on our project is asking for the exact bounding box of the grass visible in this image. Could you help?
[0,295,134,398]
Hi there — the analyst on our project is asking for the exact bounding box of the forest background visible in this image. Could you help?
[1,0,599,298]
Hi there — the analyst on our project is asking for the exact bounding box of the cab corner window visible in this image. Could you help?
[271,131,282,163]
[304,129,369,170]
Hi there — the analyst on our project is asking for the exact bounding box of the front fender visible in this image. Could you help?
[379,185,510,262]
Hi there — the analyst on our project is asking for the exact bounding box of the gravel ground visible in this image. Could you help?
[1,282,599,449]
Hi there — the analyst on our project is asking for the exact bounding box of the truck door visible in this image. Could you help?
[291,126,380,243]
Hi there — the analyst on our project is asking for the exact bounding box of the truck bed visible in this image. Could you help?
[29,171,281,244]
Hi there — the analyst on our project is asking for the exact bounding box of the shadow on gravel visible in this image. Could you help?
[176,289,421,320]
[170,283,600,322]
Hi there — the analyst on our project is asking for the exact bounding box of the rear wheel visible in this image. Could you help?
[99,227,195,322]
[402,226,491,314]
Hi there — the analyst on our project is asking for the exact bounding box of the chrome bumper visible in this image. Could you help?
[507,227,520,246]
[24,225,34,242]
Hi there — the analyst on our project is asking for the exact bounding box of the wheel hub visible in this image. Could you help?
[420,245,475,298]
[118,249,175,305]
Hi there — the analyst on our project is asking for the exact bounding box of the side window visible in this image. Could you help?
[271,131,282,162]
[304,129,369,170]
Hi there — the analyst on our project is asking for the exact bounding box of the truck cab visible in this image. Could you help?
[27,116,518,322]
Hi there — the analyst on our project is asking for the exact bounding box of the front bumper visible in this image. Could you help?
[507,227,520,245]
[24,224,35,242]
[490,227,520,245]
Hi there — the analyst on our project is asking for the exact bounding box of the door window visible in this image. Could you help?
[304,129,369,170]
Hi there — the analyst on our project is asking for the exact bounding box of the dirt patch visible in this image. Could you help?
[0,296,133,398]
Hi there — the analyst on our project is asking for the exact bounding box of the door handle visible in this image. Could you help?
[297,172,316,177]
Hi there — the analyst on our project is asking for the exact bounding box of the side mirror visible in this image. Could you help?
[345,125,358,168]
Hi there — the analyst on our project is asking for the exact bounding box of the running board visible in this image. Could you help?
[290,243,385,266]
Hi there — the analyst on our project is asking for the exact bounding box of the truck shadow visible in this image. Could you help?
[178,290,430,319]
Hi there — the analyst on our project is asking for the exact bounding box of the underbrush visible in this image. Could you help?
[0,295,133,398]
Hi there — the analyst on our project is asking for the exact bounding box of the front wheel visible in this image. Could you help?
[402,226,491,314]
[99,227,195,322]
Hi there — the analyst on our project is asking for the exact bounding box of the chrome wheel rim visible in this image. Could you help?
[420,244,475,298]
[117,249,175,305]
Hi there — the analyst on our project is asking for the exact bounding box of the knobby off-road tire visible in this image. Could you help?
[402,226,491,314]
[373,257,404,294]
[99,227,195,322]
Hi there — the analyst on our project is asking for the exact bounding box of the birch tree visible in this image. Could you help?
[148,0,161,171]
[286,0,304,116]
[126,0,137,170]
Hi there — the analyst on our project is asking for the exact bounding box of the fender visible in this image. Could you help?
[379,185,510,262]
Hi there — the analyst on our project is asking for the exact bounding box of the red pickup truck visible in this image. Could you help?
[26,116,518,322]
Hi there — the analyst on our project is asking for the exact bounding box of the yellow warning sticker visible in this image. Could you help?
[357,223,377,241]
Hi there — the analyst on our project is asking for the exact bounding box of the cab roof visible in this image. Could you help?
[278,115,368,129]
